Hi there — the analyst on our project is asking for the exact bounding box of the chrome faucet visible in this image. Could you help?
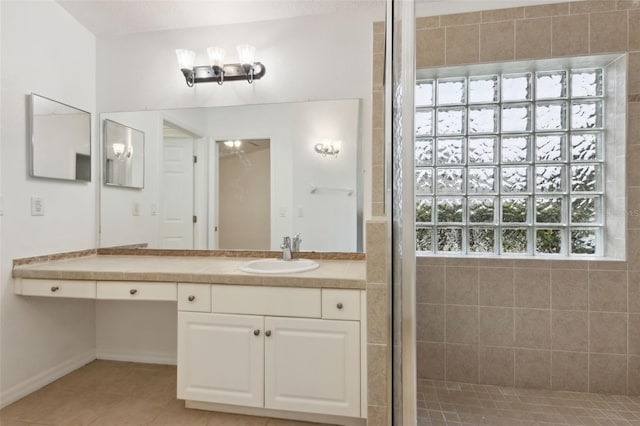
[292,233,302,252]
[280,236,292,261]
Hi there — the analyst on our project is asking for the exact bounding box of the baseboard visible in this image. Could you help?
[0,349,96,409]
[96,349,176,365]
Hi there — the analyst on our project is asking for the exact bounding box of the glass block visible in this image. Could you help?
[571,228,597,254]
[536,166,564,192]
[416,80,434,107]
[571,164,601,192]
[468,167,496,194]
[415,138,434,167]
[501,136,530,163]
[468,136,497,163]
[571,132,601,161]
[571,69,603,98]
[469,105,499,134]
[437,107,466,136]
[536,134,566,162]
[436,137,464,164]
[536,197,563,223]
[536,70,567,99]
[502,228,528,253]
[437,78,466,105]
[436,197,463,223]
[415,109,434,136]
[502,197,528,223]
[571,100,603,129]
[416,197,433,223]
[502,73,532,102]
[436,168,464,194]
[502,166,530,193]
[469,197,495,223]
[502,103,532,133]
[536,229,562,254]
[437,228,463,252]
[535,101,567,131]
[469,228,495,253]
[416,227,433,252]
[415,169,433,194]
[469,75,499,103]
[571,196,599,223]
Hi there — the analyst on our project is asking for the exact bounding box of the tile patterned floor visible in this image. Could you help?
[418,379,640,426]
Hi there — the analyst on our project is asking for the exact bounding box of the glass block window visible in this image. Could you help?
[415,68,605,256]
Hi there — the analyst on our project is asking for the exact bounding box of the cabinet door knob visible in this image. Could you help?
[253,329,260,336]
[188,295,195,302]
[337,302,344,310]
[130,289,138,295]
[265,330,272,337]
[50,286,59,292]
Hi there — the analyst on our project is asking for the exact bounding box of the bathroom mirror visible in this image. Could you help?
[103,119,145,189]
[29,93,91,182]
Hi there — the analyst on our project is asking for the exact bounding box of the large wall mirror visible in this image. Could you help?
[103,119,145,189]
[29,93,91,181]
[100,99,362,253]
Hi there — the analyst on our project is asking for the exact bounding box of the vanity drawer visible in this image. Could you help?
[322,289,361,320]
[97,281,177,301]
[178,284,211,312]
[20,279,96,299]
[211,285,321,318]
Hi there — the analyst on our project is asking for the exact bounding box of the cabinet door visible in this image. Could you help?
[177,312,264,407]
[264,317,360,417]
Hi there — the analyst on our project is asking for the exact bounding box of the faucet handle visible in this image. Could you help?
[280,236,291,249]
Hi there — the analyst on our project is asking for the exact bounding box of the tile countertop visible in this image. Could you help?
[12,255,367,290]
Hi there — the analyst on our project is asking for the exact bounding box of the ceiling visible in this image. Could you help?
[56,0,383,36]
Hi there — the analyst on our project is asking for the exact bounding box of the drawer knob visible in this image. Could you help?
[265,330,272,337]
[130,289,138,295]
[188,295,196,302]
[337,302,344,310]
[50,286,59,292]
[253,329,260,336]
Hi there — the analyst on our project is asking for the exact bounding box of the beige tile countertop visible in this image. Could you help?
[12,255,366,289]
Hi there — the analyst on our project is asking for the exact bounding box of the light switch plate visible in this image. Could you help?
[31,196,44,216]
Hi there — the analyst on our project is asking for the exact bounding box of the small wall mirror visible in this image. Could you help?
[103,119,145,189]
[29,93,91,181]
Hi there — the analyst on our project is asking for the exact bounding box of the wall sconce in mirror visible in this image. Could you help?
[103,119,144,189]
[176,44,266,87]
[314,139,341,158]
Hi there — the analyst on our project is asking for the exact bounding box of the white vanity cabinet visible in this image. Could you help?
[177,284,363,420]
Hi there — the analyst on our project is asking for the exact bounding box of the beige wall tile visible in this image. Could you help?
[417,342,445,380]
[446,344,479,383]
[618,0,640,9]
[630,10,640,50]
[479,307,514,346]
[446,267,479,305]
[482,7,525,22]
[551,351,589,392]
[570,0,617,13]
[589,353,628,394]
[417,303,444,342]
[373,21,384,34]
[551,269,589,310]
[590,11,628,53]
[367,284,388,344]
[367,344,387,406]
[367,405,388,426]
[373,32,384,55]
[480,21,515,62]
[551,14,589,56]
[588,260,628,270]
[416,28,445,69]
[446,258,480,267]
[590,312,628,354]
[550,260,587,269]
[629,103,640,146]
[629,52,640,96]
[479,346,515,387]
[515,349,551,389]
[629,356,640,395]
[446,305,479,344]
[513,259,551,269]
[445,25,480,65]
[366,220,387,283]
[441,11,481,26]
[372,53,384,91]
[371,164,384,205]
[515,309,551,349]
[372,202,384,217]
[630,272,640,312]
[417,265,445,304]
[630,146,640,188]
[629,229,640,268]
[371,127,384,167]
[552,310,588,352]
[416,16,439,29]
[629,314,640,355]
[589,270,628,312]
[478,267,513,307]
[525,3,570,17]
[372,90,383,130]
[516,18,552,60]
[514,268,551,308]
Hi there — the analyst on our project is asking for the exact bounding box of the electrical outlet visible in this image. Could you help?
[132,201,140,216]
[31,196,44,216]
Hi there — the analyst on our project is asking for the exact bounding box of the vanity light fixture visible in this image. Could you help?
[314,140,341,158]
[112,142,133,160]
[176,45,266,87]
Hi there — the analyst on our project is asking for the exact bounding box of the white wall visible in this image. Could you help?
[0,0,97,407]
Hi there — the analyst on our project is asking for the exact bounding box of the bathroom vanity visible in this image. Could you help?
[12,254,367,426]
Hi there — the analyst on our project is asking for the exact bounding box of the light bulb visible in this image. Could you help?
[175,49,195,70]
[207,47,226,69]
[112,143,125,158]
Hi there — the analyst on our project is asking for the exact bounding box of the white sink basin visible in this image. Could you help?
[240,258,319,274]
